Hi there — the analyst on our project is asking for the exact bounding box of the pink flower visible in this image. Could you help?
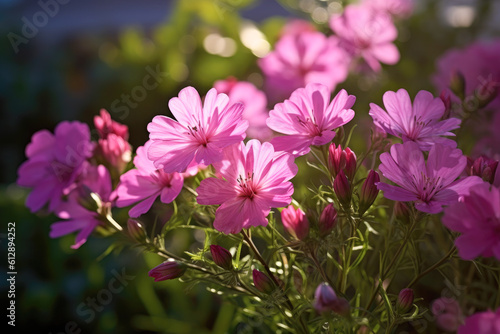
[362,0,414,18]
[116,141,184,218]
[458,308,500,334]
[267,83,355,156]
[197,140,297,234]
[17,121,94,212]
[50,165,113,249]
[369,89,461,151]
[329,4,400,72]
[280,19,316,36]
[94,134,132,173]
[442,182,500,260]
[432,297,464,332]
[147,86,248,173]
[377,141,483,214]
[433,39,500,109]
[258,31,349,102]
[281,205,309,240]
[214,78,272,141]
[94,108,129,140]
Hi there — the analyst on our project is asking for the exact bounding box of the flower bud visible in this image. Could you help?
[94,109,129,140]
[281,205,309,240]
[333,170,351,208]
[466,155,498,184]
[77,185,101,212]
[148,260,187,282]
[396,288,414,313]
[358,170,380,215]
[252,269,275,294]
[393,201,410,223]
[319,203,337,236]
[450,71,466,100]
[328,143,346,178]
[127,219,147,242]
[344,147,357,180]
[313,283,350,316]
[210,245,233,270]
[432,297,463,332]
[475,76,499,109]
[94,134,132,174]
[439,89,452,119]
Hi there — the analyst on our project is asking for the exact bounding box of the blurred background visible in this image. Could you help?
[1,0,499,333]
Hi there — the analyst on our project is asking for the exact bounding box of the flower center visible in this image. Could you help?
[406,116,432,140]
[152,170,172,188]
[297,115,322,137]
[412,172,443,203]
[237,172,257,200]
[186,122,209,147]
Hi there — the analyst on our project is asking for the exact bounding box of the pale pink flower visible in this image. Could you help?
[267,83,355,156]
[433,39,500,109]
[432,297,464,332]
[458,308,500,334]
[258,31,349,102]
[369,89,461,151]
[197,140,297,234]
[50,165,113,249]
[94,108,129,140]
[377,141,483,214]
[116,141,184,218]
[442,182,500,260]
[362,0,414,18]
[17,121,94,212]
[214,78,272,141]
[147,86,248,173]
[329,4,399,72]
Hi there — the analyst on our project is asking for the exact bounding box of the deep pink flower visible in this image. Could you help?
[267,83,355,156]
[116,141,184,218]
[258,31,349,102]
[432,297,464,332]
[94,108,129,140]
[458,308,500,334]
[197,140,297,234]
[50,165,113,249]
[377,141,483,214]
[214,78,272,141]
[147,86,248,173]
[281,205,309,240]
[369,89,461,151]
[433,39,500,109]
[362,0,413,18]
[330,4,400,72]
[17,121,94,212]
[442,182,500,260]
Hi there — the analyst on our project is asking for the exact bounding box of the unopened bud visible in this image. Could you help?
[344,147,357,180]
[450,71,466,100]
[396,288,414,313]
[333,170,351,208]
[466,155,498,184]
[393,201,410,223]
[440,90,452,119]
[127,219,147,242]
[319,203,337,236]
[252,269,275,294]
[313,283,350,316]
[210,245,233,270]
[77,185,101,212]
[148,260,187,282]
[328,143,346,178]
[475,76,499,109]
[281,205,309,240]
[359,170,380,215]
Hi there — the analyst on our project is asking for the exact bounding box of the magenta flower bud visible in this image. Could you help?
[314,283,350,316]
[475,76,499,109]
[94,134,132,174]
[77,185,101,212]
[94,109,129,140]
[450,71,466,100]
[148,260,187,282]
[344,147,357,180]
[127,219,147,242]
[210,245,233,270]
[281,205,309,240]
[439,90,452,119]
[319,203,337,236]
[252,269,275,294]
[328,143,346,178]
[466,155,498,184]
[358,170,380,215]
[393,201,410,223]
[333,170,351,208]
[396,288,414,313]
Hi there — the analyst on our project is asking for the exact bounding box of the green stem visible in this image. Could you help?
[408,246,456,288]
